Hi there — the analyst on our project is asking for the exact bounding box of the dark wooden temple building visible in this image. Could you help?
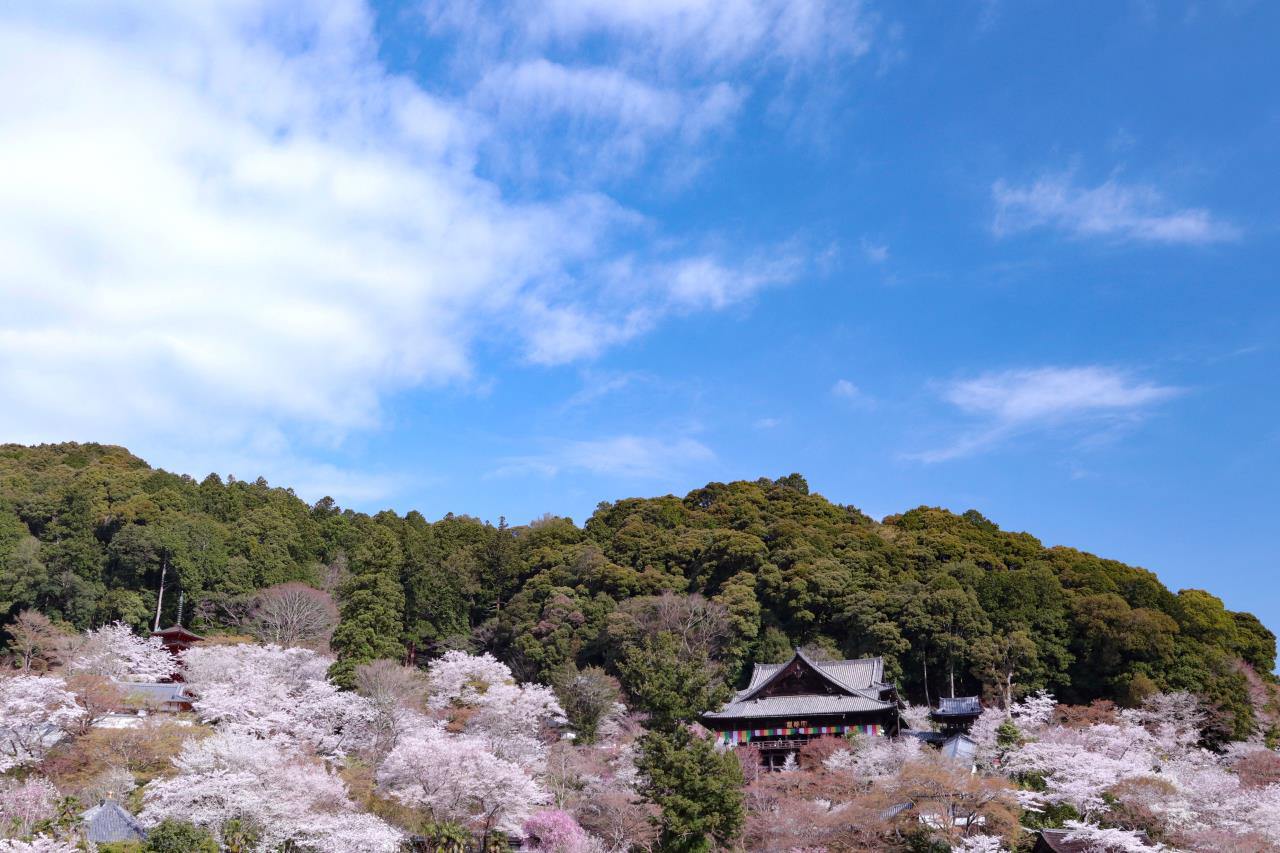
[702,649,900,768]
[931,695,982,733]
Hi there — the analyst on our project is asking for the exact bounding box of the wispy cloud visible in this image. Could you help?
[560,370,648,411]
[831,379,874,407]
[424,0,883,180]
[832,379,860,398]
[519,250,805,365]
[992,174,1238,245]
[912,366,1182,462]
[861,238,889,264]
[492,434,714,479]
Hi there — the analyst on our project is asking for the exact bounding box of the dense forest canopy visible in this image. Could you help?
[1,442,1274,743]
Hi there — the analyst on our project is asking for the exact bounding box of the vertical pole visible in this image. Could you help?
[153,553,167,632]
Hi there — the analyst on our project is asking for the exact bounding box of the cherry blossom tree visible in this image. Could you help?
[69,622,176,682]
[953,835,1006,853]
[0,777,57,839]
[378,723,550,842]
[1061,820,1163,851]
[901,703,934,731]
[0,839,81,853]
[0,675,83,771]
[522,808,596,853]
[141,729,401,852]
[426,650,519,708]
[1002,722,1157,819]
[1122,691,1205,754]
[183,643,376,757]
[426,651,566,770]
[824,733,924,782]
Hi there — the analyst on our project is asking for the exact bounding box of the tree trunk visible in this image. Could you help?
[922,646,932,708]
[947,633,956,698]
[152,553,168,632]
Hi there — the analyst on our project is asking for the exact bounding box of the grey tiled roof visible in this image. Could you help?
[704,692,893,719]
[113,680,192,705]
[83,801,147,843]
[707,650,895,720]
[940,734,977,762]
[739,651,886,701]
[933,696,981,716]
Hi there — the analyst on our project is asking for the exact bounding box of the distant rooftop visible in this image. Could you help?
[705,648,895,720]
[83,800,147,843]
[932,696,981,717]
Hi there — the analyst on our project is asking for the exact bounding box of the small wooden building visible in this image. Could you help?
[931,695,982,733]
[702,649,899,768]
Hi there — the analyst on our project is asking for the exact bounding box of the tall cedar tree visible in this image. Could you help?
[329,525,406,688]
[619,632,744,852]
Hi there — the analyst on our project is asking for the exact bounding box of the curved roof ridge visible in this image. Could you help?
[738,649,885,702]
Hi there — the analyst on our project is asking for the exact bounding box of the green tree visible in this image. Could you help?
[551,663,621,744]
[144,819,219,853]
[329,525,406,688]
[970,630,1038,709]
[616,632,730,730]
[635,726,744,853]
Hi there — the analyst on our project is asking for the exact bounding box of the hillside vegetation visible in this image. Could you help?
[1,442,1274,743]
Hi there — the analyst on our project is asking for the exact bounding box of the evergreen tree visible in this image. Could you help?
[619,632,743,852]
[329,524,406,688]
[144,819,220,853]
[635,726,744,853]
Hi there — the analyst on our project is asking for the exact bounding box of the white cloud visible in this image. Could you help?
[831,379,870,402]
[992,174,1238,245]
[753,417,782,429]
[492,434,714,479]
[471,60,744,177]
[913,366,1182,462]
[0,1,793,501]
[424,0,880,179]
[861,239,889,264]
[430,0,874,74]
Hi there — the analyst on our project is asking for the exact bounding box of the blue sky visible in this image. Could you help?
[1,2,1277,636]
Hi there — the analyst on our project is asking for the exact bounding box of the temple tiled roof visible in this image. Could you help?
[738,650,886,701]
[704,692,893,719]
[113,680,192,706]
[933,696,981,716]
[83,801,147,843]
[940,734,977,763]
[705,649,895,720]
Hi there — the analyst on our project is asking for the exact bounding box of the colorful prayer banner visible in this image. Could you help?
[718,723,883,745]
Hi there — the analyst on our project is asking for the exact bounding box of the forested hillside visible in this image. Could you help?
[1,442,1274,743]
